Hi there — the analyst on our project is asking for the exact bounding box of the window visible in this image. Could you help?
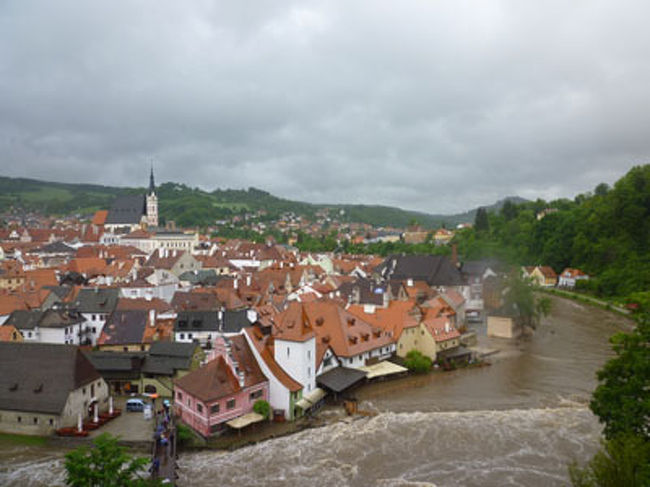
[92,314,96,321]
[187,333,193,340]
[17,416,21,423]
[249,390,263,401]
[177,392,183,401]
[179,333,185,340]
[210,404,220,414]
[92,327,96,333]
[307,367,311,377]
[33,417,38,424]
[187,399,191,406]
[307,350,311,359]
[227,399,235,410]
[82,388,86,395]
[197,404,203,413]
[49,419,53,426]
[28,332,32,338]
[287,347,290,358]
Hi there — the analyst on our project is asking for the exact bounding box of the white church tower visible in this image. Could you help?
[146,165,159,228]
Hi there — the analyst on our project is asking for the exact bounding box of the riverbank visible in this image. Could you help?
[176,292,632,453]
[0,294,633,487]
[540,287,631,316]
[181,414,336,452]
[0,433,48,448]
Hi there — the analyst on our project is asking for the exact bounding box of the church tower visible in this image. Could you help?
[146,165,159,228]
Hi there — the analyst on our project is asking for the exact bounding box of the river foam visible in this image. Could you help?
[178,406,601,487]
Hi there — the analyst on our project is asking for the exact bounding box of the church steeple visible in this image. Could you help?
[145,163,159,228]
[149,164,155,195]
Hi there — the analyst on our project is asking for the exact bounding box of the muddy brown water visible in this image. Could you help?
[0,296,632,486]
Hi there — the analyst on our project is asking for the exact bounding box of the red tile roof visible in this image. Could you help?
[92,210,108,226]
[244,327,302,392]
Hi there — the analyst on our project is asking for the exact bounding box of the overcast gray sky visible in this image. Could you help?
[0,1,647,214]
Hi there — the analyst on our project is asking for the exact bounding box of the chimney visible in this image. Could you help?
[246,309,257,323]
[363,304,375,314]
[149,309,156,327]
[451,243,459,268]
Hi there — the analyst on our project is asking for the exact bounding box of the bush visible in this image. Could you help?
[175,424,194,447]
[253,399,271,420]
[404,350,432,374]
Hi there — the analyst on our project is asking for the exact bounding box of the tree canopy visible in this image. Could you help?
[454,164,650,300]
[570,312,650,486]
[64,433,159,487]
[590,313,650,441]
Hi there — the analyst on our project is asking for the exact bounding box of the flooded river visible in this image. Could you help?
[0,296,632,486]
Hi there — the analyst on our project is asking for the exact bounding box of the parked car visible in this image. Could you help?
[126,398,146,412]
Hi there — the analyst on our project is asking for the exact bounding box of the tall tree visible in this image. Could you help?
[474,207,490,233]
[570,312,650,487]
[590,313,650,441]
[501,199,518,221]
[502,272,551,328]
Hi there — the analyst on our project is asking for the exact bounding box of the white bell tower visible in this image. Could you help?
[146,165,158,227]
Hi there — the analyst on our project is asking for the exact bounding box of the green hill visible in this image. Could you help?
[454,164,650,300]
[0,175,524,229]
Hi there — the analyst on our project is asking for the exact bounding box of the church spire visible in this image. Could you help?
[149,163,155,194]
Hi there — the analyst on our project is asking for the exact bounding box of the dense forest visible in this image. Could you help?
[454,164,650,300]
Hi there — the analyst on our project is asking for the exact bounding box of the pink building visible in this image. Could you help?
[174,334,269,437]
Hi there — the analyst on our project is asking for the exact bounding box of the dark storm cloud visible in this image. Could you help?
[0,0,648,213]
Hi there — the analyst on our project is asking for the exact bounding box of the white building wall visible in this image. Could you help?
[19,327,39,341]
[61,378,110,426]
[174,330,214,347]
[81,313,108,346]
[120,283,178,302]
[39,327,67,345]
[274,337,316,393]
[241,331,292,418]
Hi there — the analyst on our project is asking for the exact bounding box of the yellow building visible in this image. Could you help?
[0,325,23,342]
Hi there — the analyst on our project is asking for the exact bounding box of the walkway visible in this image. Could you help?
[150,404,178,485]
[541,288,631,315]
